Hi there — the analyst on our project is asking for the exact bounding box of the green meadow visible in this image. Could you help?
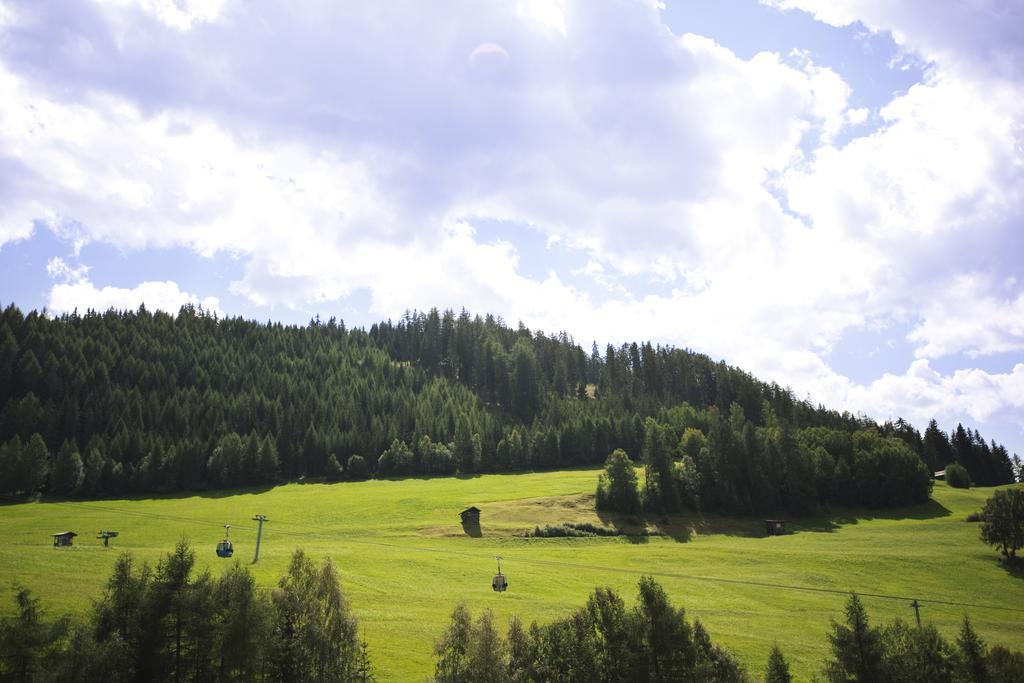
[1,472,1022,681]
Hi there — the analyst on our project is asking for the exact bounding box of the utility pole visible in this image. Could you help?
[910,599,921,627]
[252,515,268,563]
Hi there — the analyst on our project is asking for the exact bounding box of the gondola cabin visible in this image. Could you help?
[492,556,507,592]
[764,520,787,536]
[51,531,77,547]
[216,524,234,558]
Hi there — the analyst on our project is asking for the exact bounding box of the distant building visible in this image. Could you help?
[764,520,786,536]
[460,506,481,525]
[934,469,946,480]
[51,531,77,547]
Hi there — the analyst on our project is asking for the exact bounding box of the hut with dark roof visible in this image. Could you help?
[51,531,77,547]
[460,506,481,525]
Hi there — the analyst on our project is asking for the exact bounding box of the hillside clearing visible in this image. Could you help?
[1,472,1021,680]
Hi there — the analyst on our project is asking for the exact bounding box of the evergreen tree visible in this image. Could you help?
[824,594,884,682]
[956,616,988,683]
[764,644,792,683]
[0,587,68,682]
[641,418,679,513]
[214,562,272,680]
[258,434,280,482]
[51,440,84,496]
[0,436,22,495]
[17,433,50,495]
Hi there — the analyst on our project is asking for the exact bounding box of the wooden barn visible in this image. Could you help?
[460,506,481,525]
[51,531,77,547]
[764,520,787,536]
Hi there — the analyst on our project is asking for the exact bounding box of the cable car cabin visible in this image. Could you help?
[216,524,234,557]
[492,556,507,592]
[51,531,77,547]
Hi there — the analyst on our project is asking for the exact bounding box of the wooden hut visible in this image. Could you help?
[764,520,786,536]
[51,531,77,547]
[460,506,481,525]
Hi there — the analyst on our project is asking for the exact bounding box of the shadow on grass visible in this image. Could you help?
[998,557,1023,580]
[594,496,954,542]
[794,498,953,533]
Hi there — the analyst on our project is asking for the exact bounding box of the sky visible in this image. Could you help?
[0,0,1022,455]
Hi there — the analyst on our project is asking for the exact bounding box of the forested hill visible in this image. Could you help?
[0,304,1017,512]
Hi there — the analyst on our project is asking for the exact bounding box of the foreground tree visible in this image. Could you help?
[433,577,747,682]
[764,645,792,683]
[956,617,988,683]
[272,549,367,681]
[879,620,955,682]
[824,594,884,682]
[980,488,1024,563]
[0,587,67,682]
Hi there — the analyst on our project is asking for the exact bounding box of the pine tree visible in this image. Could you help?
[17,433,50,495]
[956,616,987,682]
[0,587,68,681]
[764,645,792,683]
[51,440,84,496]
[824,594,884,682]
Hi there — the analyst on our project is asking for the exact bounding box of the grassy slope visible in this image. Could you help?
[1,473,1022,681]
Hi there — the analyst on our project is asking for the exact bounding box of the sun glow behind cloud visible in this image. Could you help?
[518,0,568,36]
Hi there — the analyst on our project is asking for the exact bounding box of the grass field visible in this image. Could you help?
[1,472,1022,680]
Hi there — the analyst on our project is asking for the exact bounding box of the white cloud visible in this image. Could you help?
[908,274,1024,359]
[838,360,1024,430]
[45,256,89,283]
[1,0,1022,449]
[518,0,568,37]
[762,0,1024,80]
[48,277,222,317]
[97,0,236,31]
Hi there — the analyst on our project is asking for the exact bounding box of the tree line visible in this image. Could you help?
[598,411,935,518]
[0,542,372,682]
[0,304,1018,502]
[430,587,1024,682]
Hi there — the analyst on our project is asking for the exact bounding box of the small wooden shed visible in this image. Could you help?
[51,531,77,547]
[460,506,481,525]
[764,520,786,536]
